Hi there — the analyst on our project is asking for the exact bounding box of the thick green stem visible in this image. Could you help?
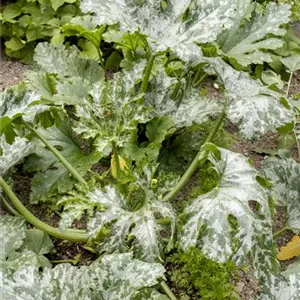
[273,226,291,238]
[194,73,208,87]
[160,281,178,300]
[140,54,156,93]
[0,176,88,242]
[27,125,88,187]
[294,130,300,162]
[112,142,122,179]
[1,196,21,216]
[163,111,225,202]
[286,72,293,98]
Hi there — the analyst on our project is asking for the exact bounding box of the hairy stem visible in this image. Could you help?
[0,176,88,242]
[1,196,21,216]
[194,73,208,87]
[286,72,293,98]
[273,226,292,239]
[160,281,178,300]
[112,142,125,194]
[140,54,156,93]
[26,124,88,187]
[294,130,300,162]
[163,111,225,202]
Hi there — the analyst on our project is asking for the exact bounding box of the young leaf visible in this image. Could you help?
[0,136,35,177]
[262,157,300,231]
[277,236,300,261]
[181,143,271,265]
[208,58,292,139]
[80,0,235,61]
[88,186,176,262]
[217,1,291,66]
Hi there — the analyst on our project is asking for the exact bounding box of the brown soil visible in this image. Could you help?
[0,52,29,90]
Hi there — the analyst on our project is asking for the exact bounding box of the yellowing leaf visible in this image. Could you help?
[111,154,127,179]
[277,235,300,261]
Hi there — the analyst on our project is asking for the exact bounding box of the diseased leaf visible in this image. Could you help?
[88,186,176,262]
[1,253,165,300]
[217,1,291,66]
[262,157,300,231]
[81,0,236,61]
[0,216,26,262]
[0,136,35,177]
[277,236,300,261]
[0,88,46,134]
[24,122,101,202]
[258,274,300,300]
[208,58,292,139]
[181,143,272,265]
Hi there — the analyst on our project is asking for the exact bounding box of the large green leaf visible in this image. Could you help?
[88,186,176,262]
[181,143,271,265]
[217,1,291,66]
[24,122,101,202]
[281,54,300,73]
[80,0,235,61]
[208,58,292,139]
[262,157,300,231]
[1,253,165,300]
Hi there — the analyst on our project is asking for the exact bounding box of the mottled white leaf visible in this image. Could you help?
[262,157,300,231]
[0,136,35,177]
[145,71,222,128]
[73,60,151,154]
[218,1,290,66]
[0,216,26,262]
[81,0,235,62]
[88,186,176,262]
[1,253,165,300]
[258,274,300,300]
[0,89,46,125]
[208,58,292,138]
[181,143,271,265]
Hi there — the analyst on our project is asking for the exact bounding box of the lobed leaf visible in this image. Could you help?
[81,0,235,61]
[88,186,176,262]
[181,143,272,265]
[217,1,291,66]
[262,157,300,231]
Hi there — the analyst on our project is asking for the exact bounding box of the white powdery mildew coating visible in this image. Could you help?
[181,146,271,264]
[262,157,300,231]
[0,216,26,261]
[0,137,35,177]
[219,0,291,66]
[209,58,292,139]
[1,253,165,300]
[80,0,235,62]
[87,186,176,262]
[258,274,300,300]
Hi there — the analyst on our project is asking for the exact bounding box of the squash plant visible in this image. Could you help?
[1,0,300,299]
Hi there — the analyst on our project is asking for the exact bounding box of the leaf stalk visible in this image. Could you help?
[26,124,88,187]
[160,281,178,300]
[162,111,225,202]
[0,176,88,242]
